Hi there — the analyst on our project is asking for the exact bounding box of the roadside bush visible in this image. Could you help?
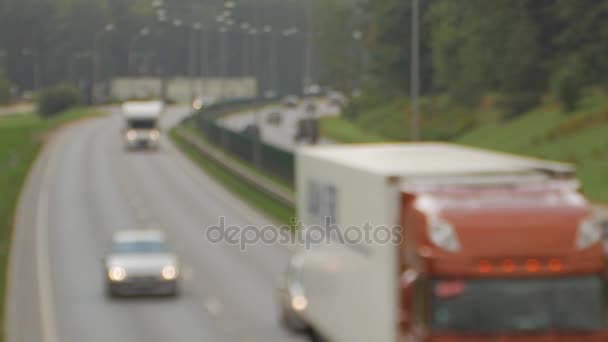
[37,83,82,117]
[0,68,11,105]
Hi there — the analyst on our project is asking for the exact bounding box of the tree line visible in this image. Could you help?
[317,0,608,115]
[0,0,313,100]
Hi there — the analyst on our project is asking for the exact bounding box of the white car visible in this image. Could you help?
[283,95,300,108]
[278,256,310,333]
[103,230,180,297]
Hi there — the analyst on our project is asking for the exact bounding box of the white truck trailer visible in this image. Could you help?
[279,143,606,342]
[121,101,164,150]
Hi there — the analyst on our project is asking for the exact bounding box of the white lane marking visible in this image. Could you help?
[36,141,60,342]
[205,296,224,317]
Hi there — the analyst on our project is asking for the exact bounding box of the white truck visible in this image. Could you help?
[279,143,607,342]
[122,101,164,150]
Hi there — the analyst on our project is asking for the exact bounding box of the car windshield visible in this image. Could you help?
[432,276,606,334]
[128,119,157,129]
[112,241,168,254]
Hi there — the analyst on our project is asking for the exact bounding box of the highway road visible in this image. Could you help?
[218,99,339,151]
[6,106,305,342]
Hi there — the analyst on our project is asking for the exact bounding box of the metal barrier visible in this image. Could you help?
[194,100,296,187]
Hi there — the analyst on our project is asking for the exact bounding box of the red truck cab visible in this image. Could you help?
[400,178,608,341]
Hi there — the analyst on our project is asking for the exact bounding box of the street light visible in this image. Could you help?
[92,23,115,104]
[410,0,420,141]
[128,27,150,75]
[189,23,202,101]
[68,51,92,83]
[219,26,229,100]
[241,23,251,76]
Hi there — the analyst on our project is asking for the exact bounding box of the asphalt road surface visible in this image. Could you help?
[6,106,305,342]
[218,99,339,151]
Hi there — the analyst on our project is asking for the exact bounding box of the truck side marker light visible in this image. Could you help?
[478,260,492,273]
[548,259,562,272]
[501,259,516,273]
[525,259,541,273]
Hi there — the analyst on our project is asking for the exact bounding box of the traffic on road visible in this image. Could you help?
[2,1,608,342]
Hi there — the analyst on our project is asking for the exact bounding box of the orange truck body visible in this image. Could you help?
[400,182,607,341]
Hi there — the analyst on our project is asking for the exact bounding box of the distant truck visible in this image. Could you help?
[122,101,163,150]
[280,143,608,342]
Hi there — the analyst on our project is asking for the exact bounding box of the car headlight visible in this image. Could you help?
[576,218,603,250]
[161,265,178,280]
[291,295,308,312]
[149,130,160,140]
[108,266,127,282]
[126,130,137,141]
[428,218,461,252]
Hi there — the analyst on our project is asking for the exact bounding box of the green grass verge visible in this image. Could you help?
[319,116,388,143]
[0,107,97,341]
[457,92,608,202]
[169,128,296,226]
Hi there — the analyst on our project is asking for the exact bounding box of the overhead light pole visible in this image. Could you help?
[189,23,202,102]
[92,23,115,104]
[410,0,420,141]
[128,27,150,76]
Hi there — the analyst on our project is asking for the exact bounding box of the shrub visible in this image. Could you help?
[37,83,82,117]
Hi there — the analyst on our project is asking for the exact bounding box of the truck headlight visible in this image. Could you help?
[149,130,160,140]
[108,266,127,282]
[161,265,178,280]
[428,219,461,252]
[291,295,308,312]
[126,130,137,141]
[576,218,602,250]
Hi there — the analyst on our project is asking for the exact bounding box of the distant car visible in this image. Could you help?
[303,84,322,96]
[283,95,299,108]
[327,91,347,107]
[103,230,180,297]
[305,101,317,114]
[267,111,282,125]
[294,118,318,144]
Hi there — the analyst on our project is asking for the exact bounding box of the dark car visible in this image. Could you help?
[294,118,318,144]
[267,111,282,125]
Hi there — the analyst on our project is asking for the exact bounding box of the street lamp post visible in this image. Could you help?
[303,0,315,91]
[189,23,202,102]
[92,23,115,104]
[68,51,92,84]
[410,0,420,141]
[241,22,251,77]
[128,27,150,76]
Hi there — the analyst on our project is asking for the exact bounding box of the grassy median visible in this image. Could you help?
[0,108,95,341]
[170,127,296,226]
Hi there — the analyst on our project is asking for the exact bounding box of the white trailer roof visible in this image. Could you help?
[298,143,574,179]
[122,101,164,120]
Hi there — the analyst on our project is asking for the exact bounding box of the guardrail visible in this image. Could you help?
[175,99,297,209]
[174,127,295,208]
[192,99,296,186]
